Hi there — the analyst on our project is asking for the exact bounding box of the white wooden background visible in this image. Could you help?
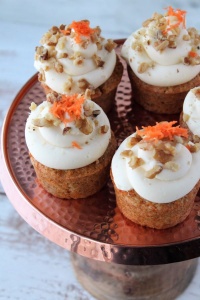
[1,0,200,299]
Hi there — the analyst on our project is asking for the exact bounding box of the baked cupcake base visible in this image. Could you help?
[111,171,200,229]
[30,132,116,199]
[128,66,200,114]
[41,56,123,114]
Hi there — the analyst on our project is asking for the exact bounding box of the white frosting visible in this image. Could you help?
[25,100,111,170]
[183,87,200,136]
[121,12,200,86]
[34,23,116,94]
[111,133,200,203]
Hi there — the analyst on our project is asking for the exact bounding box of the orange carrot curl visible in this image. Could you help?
[69,20,96,43]
[72,141,82,149]
[136,121,188,141]
[163,6,186,34]
[50,94,85,124]
[188,51,198,58]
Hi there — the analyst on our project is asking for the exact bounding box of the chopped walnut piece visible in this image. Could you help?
[75,118,93,135]
[145,165,163,179]
[32,118,52,127]
[138,62,153,73]
[104,39,117,52]
[129,156,144,169]
[120,150,133,158]
[46,92,60,103]
[57,36,67,50]
[63,127,71,135]
[73,55,84,66]
[78,78,90,90]
[84,101,93,117]
[29,102,37,111]
[63,77,73,93]
[183,34,190,41]
[47,34,59,46]
[154,40,169,51]
[132,41,143,52]
[99,125,109,134]
[51,26,59,35]
[126,135,142,148]
[188,142,200,153]
[154,149,173,164]
[84,88,93,99]
[54,61,64,73]
[164,161,179,171]
[35,46,49,61]
[194,88,200,100]
[193,135,200,143]
[93,54,104,67]
[38,70,46,82]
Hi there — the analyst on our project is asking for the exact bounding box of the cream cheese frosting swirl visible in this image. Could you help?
[34,20,117,94]
[121,7,200,87]
[183,87,200,136]
[25,95,111,170]
[111,121,200,203]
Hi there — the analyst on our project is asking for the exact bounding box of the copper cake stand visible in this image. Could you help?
[1,42,200,299]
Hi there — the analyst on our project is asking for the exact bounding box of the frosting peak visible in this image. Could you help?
[34,21,117,94]
[111,122,200,203]
[121,7,200,86]
[25,95,111,169]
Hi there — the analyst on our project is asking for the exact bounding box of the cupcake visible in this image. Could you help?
[111,121,200,229]
[25,92,116,199]
[34,20,123,114]
[121,6,200,114]
[180,86,200,142]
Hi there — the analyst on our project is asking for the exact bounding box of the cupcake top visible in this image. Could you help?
[25,92,111,170]
[183,86,200,137]
[34,20,117,94]
[121,6,200,87]
[111,121,200,203]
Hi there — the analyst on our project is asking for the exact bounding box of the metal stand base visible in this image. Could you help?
[71,253,198,300]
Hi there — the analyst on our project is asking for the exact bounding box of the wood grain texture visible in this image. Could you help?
[1,0,200,299]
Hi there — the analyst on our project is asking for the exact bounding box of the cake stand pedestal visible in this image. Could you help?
[71,254,197,300]
[1,44,200,299]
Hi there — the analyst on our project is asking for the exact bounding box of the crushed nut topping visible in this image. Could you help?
[63,77,73,93]
[145,165,163,179]
[78,78,90,90]
[93,54,105,67]
[75,118,93,135]
[194,88,200,100]
[63,127,71,135]
[54,61,64,73]
[120,150,133,158]
[99,125,109,134]
[104,39,117,52]
[29,102,37,111]
[32,118,53,127]
[46,91,61,103]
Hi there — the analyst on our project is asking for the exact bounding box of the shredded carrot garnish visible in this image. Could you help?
[188,51,198,58]
[50,94,85,124]
[163,6,186,34]
[136,121,188,141]
[69,20,96,43]
[72,141,82,149]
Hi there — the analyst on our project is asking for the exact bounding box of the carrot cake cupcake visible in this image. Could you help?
[25,92,116,199]
[180,86,200,142]
[111,121,200,229]
[121,6,200,114]
[34,20,123,113]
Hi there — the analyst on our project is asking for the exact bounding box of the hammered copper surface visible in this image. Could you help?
[1,43,200,265]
